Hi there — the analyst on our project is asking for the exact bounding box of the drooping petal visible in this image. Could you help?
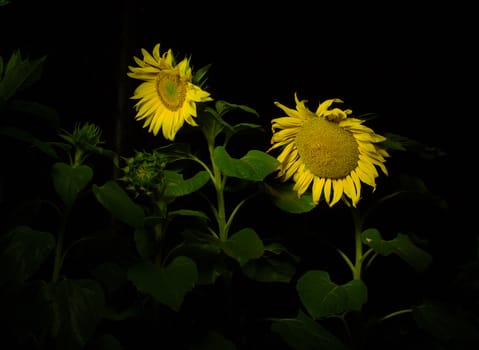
[268,94,389,208]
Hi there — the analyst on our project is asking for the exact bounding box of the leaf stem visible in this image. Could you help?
[379,308,413,322]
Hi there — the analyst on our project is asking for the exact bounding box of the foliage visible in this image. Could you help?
[1,14,477,350]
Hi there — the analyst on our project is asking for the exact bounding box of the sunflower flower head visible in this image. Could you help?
[127,43,213,141]
[269,93,390,208]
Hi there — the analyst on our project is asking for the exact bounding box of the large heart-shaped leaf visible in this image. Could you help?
[167,241,225,285]
[0,225,55,287]
[163,170,210,198]
[93,180,144,229]
[89,333,124,350]
[362,228,432,272]
[263,182,316,213]
[51,162,93,207]
[221,228,264,266]
[213,146,279,181]
[91,262,127,294]
[413,302,479,345]
[40,278,105,350]
[241,243,298,283]
[127,256,198,311]
[271,311,349,350]
[297,270,367,319]
[191,330,237,350]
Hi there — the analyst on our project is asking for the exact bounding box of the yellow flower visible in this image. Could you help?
[269,93,389,207]
[127,44,213,141]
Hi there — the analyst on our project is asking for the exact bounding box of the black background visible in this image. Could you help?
[1,0,474,249]
[1,0,477,347]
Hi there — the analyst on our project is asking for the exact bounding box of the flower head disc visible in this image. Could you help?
[269,94,389,207]
[127,44,213,141]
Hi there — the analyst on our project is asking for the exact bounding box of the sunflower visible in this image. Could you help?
[268,93,389,207]
[127,43,213,141]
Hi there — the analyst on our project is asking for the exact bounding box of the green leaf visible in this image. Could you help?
[191,330,237,350]
[214,100,259,118]
[271,311,349,350]
[413,302,479,346]
[40,278,106,350]
[231,122,263,134]
[214,146,279,181]
[8,99,60,128]
[362,228,432,272]
[150,142,193,163]
[0,126,59,159]
[221,228,264,266]
[263,182,316,213]
[51,162,93,207]
[167,241,225,285]
[383,132,447,159]
[91,262,127,294]
[199,109,227,140]
[92,180,144,229]
[241,243,298,283]
[192,63,211,86]
[127,256,198,311]
[0,225,55,287]
[297,270,368,319]
[89,333,124,350]
[168,209,209,221]
[163,170,210,198]
[133,227,156,260]
[0,50,46,100]
[100,305,139,322]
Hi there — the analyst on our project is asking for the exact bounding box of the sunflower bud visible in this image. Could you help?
[120,150,167,198]
[58,122,104,166]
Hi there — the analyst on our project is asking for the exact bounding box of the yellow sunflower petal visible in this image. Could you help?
[274,101,306,120]
[127,44,213,141]
[356,166,376,190]
[271,116,304,129]
[293,167,314,197]
[323,178,332,205]
[312,176,326,204]
[282,154,302,180]
[269,94,389,208]
[315,98,343,116]
[343,174,358,206]
[330,179,344,207]
[350,170,362,203]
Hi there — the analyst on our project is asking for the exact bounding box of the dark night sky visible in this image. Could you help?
[1,1,472,134]
[1,1,476,258]
[1,1,473,147]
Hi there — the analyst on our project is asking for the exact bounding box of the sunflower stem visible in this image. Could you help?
[51,205,71,283]
[207,138,228,241]
[351,207,365,280]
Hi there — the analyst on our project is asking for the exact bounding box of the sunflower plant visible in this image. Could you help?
[112,44,464,349]
[265,95,440,348]
[1,36,476,350]
[113,44,289,307]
